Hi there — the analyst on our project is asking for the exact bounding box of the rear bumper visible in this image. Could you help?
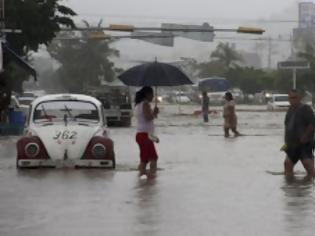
[17,159,114,168]
[75,159,114,168]
[267,105,289,110]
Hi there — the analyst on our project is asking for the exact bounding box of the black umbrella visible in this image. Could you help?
[118,61,193,106]
[198,77,229,92]
[118,61,193,87]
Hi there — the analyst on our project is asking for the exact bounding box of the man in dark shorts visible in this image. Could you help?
[284,89,315,177]
[201,91,209,122]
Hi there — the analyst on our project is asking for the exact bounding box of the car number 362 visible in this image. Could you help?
[53,130,78,140]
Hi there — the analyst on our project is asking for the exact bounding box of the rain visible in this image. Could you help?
[1,0,315,236]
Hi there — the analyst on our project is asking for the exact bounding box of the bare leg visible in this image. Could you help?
[138,162,147,176]
[231,127,240,136]
[204,113,209,122]
[301,159,315,177]
[224,128,230,137]
[148,160,157,178]
[284,157,295,177]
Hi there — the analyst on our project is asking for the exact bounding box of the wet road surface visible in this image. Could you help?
[1,104,315,236]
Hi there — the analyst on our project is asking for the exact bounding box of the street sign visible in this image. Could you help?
[278,60,310,69]
[131,31,174,47]
[278,59,310,89]
[161,23,215,42]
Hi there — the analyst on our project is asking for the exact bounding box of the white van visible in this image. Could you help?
[267,94,290,110]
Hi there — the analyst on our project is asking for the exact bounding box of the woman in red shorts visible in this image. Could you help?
[134,87,159,177]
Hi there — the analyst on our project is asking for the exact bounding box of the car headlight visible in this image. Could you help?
[25,143,40,158]
[157,96,163,102]
[92,144,106,158]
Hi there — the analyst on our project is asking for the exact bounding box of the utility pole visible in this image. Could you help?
[0,0,4,33]
[0,0,4,72]
[267,37,272,69]
[0,0,4,29]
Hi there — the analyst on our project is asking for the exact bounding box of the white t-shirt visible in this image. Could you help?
[135,101,154,133]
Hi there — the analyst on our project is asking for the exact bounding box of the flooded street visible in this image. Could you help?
[1,104,315,236]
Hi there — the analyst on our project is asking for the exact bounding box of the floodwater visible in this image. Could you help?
[0,104,315,236]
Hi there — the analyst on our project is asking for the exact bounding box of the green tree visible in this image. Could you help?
[210,42,243,68]
[5,0,76,54]
[0,0,76,120]
[47,22,120,93]
[196,60,226,78]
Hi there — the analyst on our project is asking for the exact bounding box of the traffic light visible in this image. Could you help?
[88,31,111,39]
[237,27,265,34]
[109,24,134,32]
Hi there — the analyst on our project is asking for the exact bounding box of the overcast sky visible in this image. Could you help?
[63,0,300,22]
[58,0,305,67]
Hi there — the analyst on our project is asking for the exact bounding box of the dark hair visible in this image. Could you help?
[289,89,304,97]
[135,86,154,105]
[225,92,233,101]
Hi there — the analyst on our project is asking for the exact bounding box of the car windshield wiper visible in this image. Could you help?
[41,104,51,121]
[64,105,75,121]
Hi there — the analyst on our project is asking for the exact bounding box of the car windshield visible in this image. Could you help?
[33,100,99,124]
[21,92,35,98]
[19,99,33,106]
[274,95,288,102]
[96,88,130,106]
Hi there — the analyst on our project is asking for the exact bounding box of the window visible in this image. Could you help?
[33,100,99,124]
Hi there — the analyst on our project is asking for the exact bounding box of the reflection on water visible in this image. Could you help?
[1,108,314,236]
[16,168,116,181]
[133,177,160,236]
[281,176,315,236]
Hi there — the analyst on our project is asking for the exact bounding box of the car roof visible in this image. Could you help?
[19,96,35,100]
[32,94,102,107]
[273,94,288,97]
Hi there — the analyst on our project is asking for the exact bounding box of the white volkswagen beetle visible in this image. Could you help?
[16,94,115,169]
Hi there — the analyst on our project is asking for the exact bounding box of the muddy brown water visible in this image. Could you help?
[1,105,314,236]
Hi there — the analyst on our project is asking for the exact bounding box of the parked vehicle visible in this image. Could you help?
[10,95,29,121]
[17,91,36,106]
[175,91,191,104]
[207,91,226,105]
[86,86,132,127]
[267,94,290,110]
[303,91,313,107]
[16,94,115,169]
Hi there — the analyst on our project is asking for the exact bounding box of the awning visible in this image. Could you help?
[1,43,37,81]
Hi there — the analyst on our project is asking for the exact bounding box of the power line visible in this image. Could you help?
[55,35,293,43]
[71,12,300,24]
[215,36,292,42]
